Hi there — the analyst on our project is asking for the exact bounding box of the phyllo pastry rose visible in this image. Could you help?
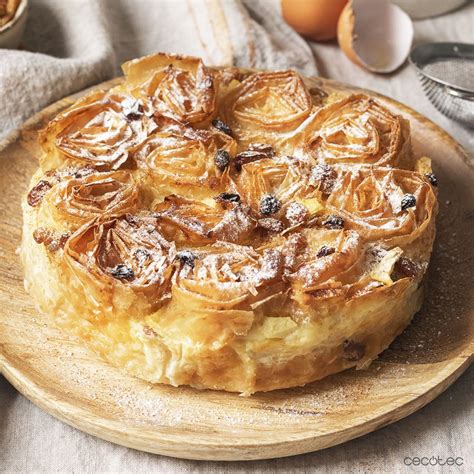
[234,155,311,206]
[120,53,216,126]
[153,195,255,245]
[289,229,364,295]
[52,170,139,228]
[300,94,413,169]
[325,167,437,258]
[219,70,313,151]
[26,167,141,255]
[169,242,287,335]
[40,92,157,170]
[63,214,175,318]
[233,155,323,227]
[134,116,236,200]
[30,169,139,231]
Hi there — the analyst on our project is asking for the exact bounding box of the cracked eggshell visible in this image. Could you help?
[337,0,414,74]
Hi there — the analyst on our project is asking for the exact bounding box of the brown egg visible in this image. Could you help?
[281,0,348,42]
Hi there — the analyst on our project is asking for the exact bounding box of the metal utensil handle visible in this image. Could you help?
[445,86,474,101]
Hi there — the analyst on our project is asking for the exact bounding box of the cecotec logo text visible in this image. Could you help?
[404,456,464,466]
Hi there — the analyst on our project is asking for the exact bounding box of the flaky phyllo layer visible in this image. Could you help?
[22,53,438,394]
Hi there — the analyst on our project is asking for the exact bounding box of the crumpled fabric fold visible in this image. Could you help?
[0,0,317,141]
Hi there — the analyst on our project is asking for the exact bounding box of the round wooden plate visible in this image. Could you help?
[0,77,472,461]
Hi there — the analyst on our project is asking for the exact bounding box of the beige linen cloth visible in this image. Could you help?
[0,0,317,140]
[0,0,473,472]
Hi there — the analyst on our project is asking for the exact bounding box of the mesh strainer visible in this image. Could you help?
[409,43,474,128]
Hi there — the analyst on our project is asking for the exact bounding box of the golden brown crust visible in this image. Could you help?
[21,53,438,395]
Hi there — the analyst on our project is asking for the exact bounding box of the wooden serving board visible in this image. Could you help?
[0,77,472,461]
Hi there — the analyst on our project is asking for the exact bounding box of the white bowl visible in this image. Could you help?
[391,0,468,19]
[0,0,28,49]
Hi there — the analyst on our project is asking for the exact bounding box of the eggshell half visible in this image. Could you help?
[337,0,414,73]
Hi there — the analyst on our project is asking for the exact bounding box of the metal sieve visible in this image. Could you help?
[409,43,474,128]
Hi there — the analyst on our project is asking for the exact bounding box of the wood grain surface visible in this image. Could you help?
[0,77,472,461]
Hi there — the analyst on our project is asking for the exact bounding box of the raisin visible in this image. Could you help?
[258,218,284,233]
[134,248,150,257]
[285,201,309,226]
[143,325,157,337]
[207,176,220,190]
[259,195,281,216]
[317,246,335,258]
[122,98,143,120]
[323,215,344,229]
[32,228,69,251]
[309,87,328,104]
[125,214,139,225]
[310,164,337,194]
[32,227,52,245]
[72,167,95,179]
[110,264,135,281]
[248,143,275,156]
[234,144,274,171]
[212,119,232,136]
[343,340,365,362]
[214,150,231,171]
[368,246,384,259]
[58,233,70,248]
[176,250,197,268]
[425,173,438,187]
[286,232,307,255]
[134,248,150,266]
[310,288,344,299]
[401,194,416,211]
[27,180,53,207]
[394,257,419,278]
[215,192,241,204]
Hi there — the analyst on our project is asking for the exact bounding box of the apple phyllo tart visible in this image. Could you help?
[22,53,438,394]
